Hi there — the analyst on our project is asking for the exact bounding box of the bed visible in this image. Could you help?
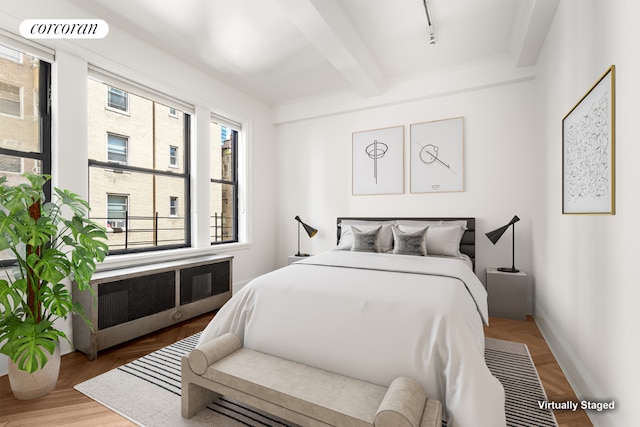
[198,217,506,427]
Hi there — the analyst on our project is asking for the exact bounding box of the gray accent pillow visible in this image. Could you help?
[392,225,428,256]
[351,225,381,253]
[337,222,394,252]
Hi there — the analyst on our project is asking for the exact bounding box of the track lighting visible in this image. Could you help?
[422,0,436,45]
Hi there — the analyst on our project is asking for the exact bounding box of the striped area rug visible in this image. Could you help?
[75,334,557,427]
[484,338,557,427]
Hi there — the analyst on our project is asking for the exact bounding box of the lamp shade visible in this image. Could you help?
[296,215,317,238]
[486,215,519,244]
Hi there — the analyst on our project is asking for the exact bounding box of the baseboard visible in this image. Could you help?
[534,311,619,427]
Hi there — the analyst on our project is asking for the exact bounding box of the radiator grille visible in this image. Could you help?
[180,260,230,305]
[98,271,176,330]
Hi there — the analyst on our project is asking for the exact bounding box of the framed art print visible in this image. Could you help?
[562,65,615,214]
[352,125,403,195]
[410,117,464,193]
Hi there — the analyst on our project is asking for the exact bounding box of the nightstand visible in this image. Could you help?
[288,255,310,265]
[486,268,527,321]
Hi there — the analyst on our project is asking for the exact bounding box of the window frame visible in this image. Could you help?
[107,133,129,164]
[169,145,178,168]
[210,123,239,245]
[0,56,51,267]
[88,69,192,255]
[0,45,23,63]
[106,86,129,113]
[169,196,178,217]
[0,81,23,118]
[106,194,129,229]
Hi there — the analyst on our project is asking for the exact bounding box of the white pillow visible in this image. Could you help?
[394,220,442,228]
[398,224,465,257]
[337,221,394,252]
[395,219,467,230]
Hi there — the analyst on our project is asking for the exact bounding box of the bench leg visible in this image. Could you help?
[182,381,221,419]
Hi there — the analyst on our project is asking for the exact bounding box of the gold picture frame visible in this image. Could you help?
[562,65,616,214]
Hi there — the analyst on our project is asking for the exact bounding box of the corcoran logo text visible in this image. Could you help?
[20,19,109,39]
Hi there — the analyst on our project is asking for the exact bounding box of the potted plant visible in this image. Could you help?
[0,174,108,399]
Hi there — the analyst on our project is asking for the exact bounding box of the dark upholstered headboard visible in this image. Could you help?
[337,217,476,270]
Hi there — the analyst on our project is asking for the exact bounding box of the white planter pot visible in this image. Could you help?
[8,341,61,400]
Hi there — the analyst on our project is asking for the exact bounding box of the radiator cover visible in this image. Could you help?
[73,255,233,359]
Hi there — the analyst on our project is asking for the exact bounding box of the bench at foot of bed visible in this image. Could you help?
[181,332,442,427]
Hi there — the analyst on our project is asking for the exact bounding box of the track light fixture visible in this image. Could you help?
[422,0,436,45]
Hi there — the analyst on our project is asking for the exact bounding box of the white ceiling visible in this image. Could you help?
[70,0,558,106]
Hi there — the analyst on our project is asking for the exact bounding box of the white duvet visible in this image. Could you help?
[198,251,506,427]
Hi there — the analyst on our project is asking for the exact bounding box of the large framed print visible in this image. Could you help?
[410,117,464,193]
[352,125,403,195]
[563,65,615,215]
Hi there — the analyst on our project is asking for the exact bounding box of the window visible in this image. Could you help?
[107,194,128,229]
[107,134,128,164]
[210,119,238,244]
[0,44,51,265]
[88,71,191,254]
[0,154,22,173]
[169,107,177,118]
[169,145,178,167]
[0,81,22,117]
[169,196,178,216]
[107,86,128,112]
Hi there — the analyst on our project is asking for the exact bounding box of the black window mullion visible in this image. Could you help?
[0,147,43,159]
[231,131,238,241]
[39,60,52,199]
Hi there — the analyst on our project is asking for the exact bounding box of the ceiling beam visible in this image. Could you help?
[511,0,560,68]
[272,0,386,97]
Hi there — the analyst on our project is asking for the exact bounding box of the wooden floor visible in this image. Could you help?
[0,313,592,427]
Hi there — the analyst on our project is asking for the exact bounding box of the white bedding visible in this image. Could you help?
[198,251,506,427]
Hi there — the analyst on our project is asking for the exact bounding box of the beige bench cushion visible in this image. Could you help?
[203,348,387,427]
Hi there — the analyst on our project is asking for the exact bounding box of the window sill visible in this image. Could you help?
[97,242,251,272]
[105,106,130,116]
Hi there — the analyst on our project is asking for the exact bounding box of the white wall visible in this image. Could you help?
[0,1,277,375]
[274,78,542,297]
[533,1,640,426]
